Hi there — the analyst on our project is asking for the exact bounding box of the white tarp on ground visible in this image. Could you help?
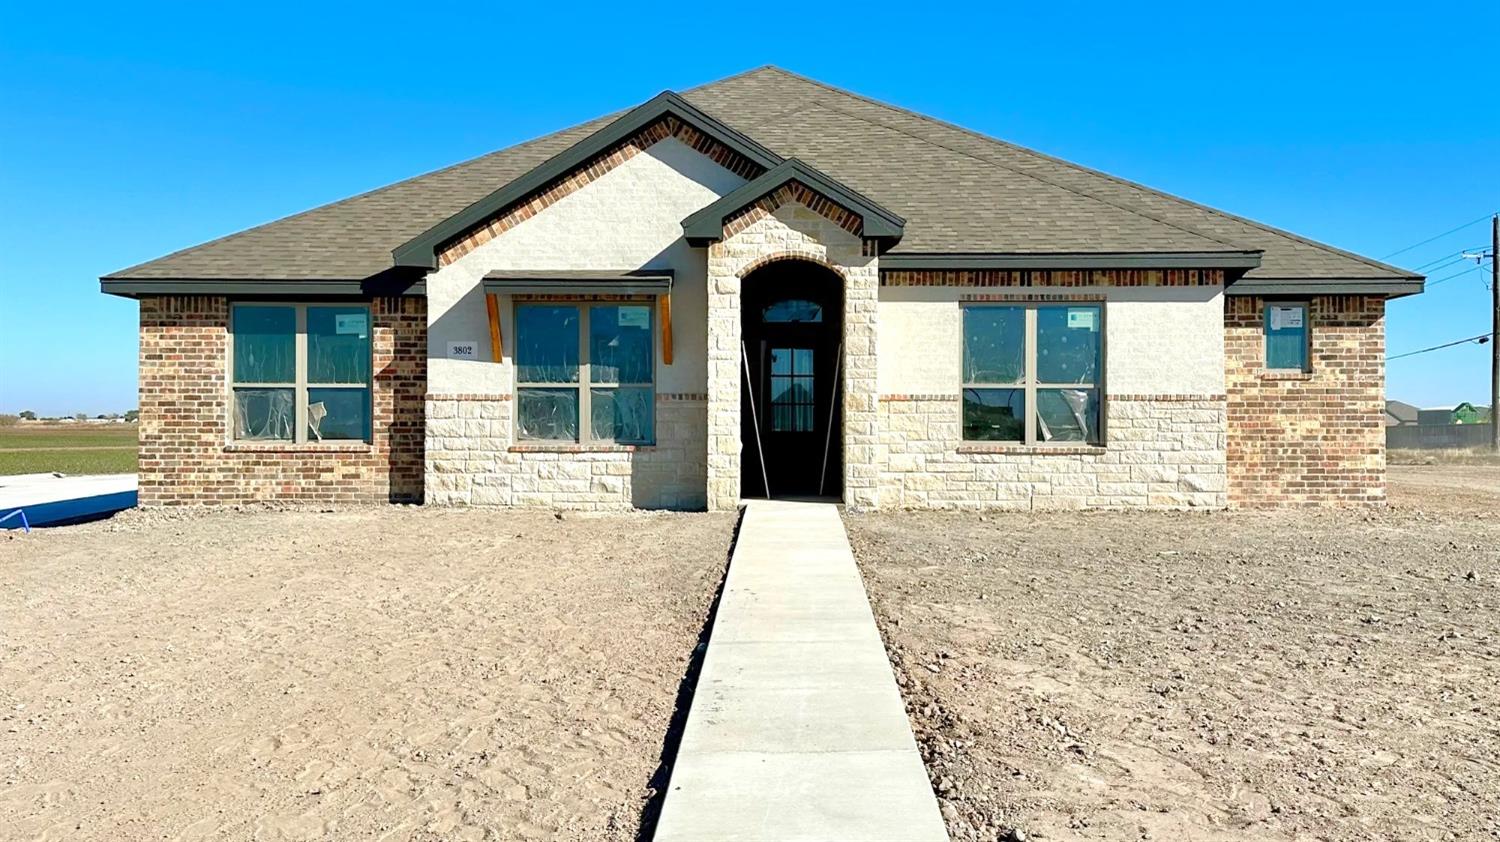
[0,473,138,527]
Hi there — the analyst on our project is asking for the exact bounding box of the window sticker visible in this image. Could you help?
[1270,305,1303,331]
[335,313,368,336]
[617,306,650,329]
[1066,308,1098,331]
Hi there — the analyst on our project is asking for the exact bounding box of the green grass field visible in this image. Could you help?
[0,424,138,476]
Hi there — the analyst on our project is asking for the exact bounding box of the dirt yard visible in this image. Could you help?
[0,507,734,841]
[850,466,1500,842]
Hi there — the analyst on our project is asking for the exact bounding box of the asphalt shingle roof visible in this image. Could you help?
[106,67,1419,283]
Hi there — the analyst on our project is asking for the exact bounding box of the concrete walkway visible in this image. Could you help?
[654,500,948,842]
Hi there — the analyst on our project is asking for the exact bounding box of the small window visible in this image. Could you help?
[515,302,654,443]
[1265,303,1309,371]
[762,299,823,323]
[962,303,1102,445]
[769,347,815,432]
[230,304,372,443]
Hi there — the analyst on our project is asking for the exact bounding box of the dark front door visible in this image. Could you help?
[740,263,842,499]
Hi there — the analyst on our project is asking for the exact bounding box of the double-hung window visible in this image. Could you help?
[514,302,655,444]
[229,304,372,443]
[961,303,1103,445]
[1264,302,1310,371]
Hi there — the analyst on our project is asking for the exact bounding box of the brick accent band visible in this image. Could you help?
[223,443,374,454]
[961,292,1107,302]
[1111,393,1228,402]
[955,444,1108,456]
[507,443,642,453]
[879,394,955,402]
[882,269,1226,287]
[513,294,656,303]
[722,181,863,240]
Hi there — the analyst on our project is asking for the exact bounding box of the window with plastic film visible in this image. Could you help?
[962,303,1102,445]
[229,303,372,443]
[515,302,654,443]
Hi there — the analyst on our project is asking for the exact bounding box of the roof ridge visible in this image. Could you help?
[758,66,1419,278]
[681,64,781,94]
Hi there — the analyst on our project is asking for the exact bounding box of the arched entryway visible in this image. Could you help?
[739,259,844,499]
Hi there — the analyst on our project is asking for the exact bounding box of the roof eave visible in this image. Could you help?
[391,91,784,270]
[1225,277,1426,299]
[99,273,427,299]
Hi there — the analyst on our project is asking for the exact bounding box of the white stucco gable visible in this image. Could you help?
[425,136,750,395]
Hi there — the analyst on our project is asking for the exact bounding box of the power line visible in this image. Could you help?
[1387,331,1496,361]
[1413,250,1482,272]
[1426,261,1491,288]
[1415,254,1471,275]
[1382,212,1498,260]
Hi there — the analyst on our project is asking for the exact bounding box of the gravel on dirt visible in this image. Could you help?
[850,466,1500,842]
[1,506,734,841]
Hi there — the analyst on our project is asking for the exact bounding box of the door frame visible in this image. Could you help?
[739,261,844,500]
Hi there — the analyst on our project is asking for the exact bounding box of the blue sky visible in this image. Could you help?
[1,2,1496,415]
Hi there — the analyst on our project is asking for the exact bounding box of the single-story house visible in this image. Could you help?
[1385,400,1420,427]
[102,66,1425,511]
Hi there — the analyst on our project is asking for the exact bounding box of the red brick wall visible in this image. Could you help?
[137,295,426,505]
[1225,294,1386,507]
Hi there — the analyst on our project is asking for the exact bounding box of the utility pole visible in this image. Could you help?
[1492,213,1499,452]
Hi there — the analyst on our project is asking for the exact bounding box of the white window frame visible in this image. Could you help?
[960,302,1106,446]
[513,301,657,445]
[226,302,373,444]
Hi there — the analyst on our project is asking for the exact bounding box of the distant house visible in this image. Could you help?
[1418,403,1492,426]
[1457,403,1492,424]
[1385,400,1419,427]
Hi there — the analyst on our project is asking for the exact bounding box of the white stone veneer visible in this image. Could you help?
[705,204,879,512]
[425,396,707,510]
[879,396,1227,510]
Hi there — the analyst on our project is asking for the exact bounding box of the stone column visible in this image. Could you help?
[705,241,743,512]
[840,258,880,510]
